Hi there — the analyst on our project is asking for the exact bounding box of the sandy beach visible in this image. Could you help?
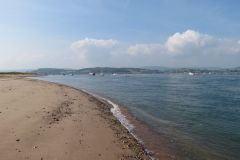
[0,76,149,160]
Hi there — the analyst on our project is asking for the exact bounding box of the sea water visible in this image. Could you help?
[35,73,240,160]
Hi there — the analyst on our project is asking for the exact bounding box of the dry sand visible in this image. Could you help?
[0,76,150,160]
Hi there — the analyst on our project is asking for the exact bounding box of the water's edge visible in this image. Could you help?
[80,89,155,159]
[29,77,155,160]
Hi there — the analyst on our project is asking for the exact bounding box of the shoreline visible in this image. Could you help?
[75,89,156,158]
[31,76,189,160]
[31,76,183,160]
[29,77,153,159]
[0,76,151,160]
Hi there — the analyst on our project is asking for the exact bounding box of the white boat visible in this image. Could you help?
[112,73,117,76]
[188,72,194,76]
[89,72,95,76]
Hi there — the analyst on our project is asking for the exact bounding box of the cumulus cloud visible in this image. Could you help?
[70,31,240,67]
[127,44,162,55]
[165,30,212,54]
[164,30,240,56]
[70,38,120,66]
[71,38,118,49]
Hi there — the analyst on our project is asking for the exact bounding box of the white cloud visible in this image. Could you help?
[127,44,162,55]
[163,30,240,57]
[165,30,212,54]
[71,38,118,50]
[70,38,120,66]
[70,31,240,67]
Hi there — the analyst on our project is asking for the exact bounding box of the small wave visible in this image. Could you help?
[81,89,155,160]
[106,99,135,131]
[81,89,134,132]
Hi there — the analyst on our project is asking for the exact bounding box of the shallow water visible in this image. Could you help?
[35,73,240,160]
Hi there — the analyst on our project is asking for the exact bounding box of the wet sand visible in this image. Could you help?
[0,76,150,160]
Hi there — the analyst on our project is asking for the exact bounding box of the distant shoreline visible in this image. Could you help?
[32,67,240,76]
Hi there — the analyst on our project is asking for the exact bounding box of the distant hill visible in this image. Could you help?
[143,66,240,73]
[75,67,160,74]
[33,67,160,75]
[142,66,172,71]
[33,66,240,75]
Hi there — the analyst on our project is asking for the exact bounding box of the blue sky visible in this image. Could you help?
[0,0,240,69]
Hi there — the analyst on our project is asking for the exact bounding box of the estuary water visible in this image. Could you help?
[35,73,240,160]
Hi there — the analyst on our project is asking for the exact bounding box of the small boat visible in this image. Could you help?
[100,73,104,76]
[112,73,117,76]
[89,72,96,76]
[188,72,194,76]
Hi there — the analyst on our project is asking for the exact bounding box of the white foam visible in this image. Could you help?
[106,99,135,131]
[81,89,155,160]
[81,89,134,132]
